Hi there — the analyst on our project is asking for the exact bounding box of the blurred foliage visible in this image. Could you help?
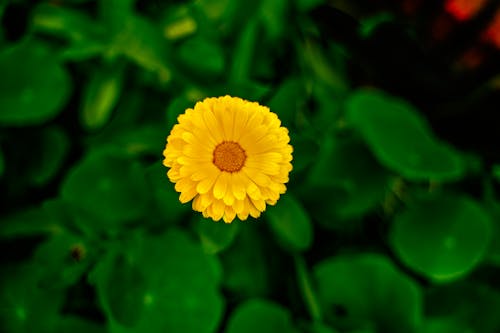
[1,0,500,333]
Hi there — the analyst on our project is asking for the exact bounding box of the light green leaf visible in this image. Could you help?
[0,40,71,125]
[266,193,313,252]
[390,193,492,282]
[107,15,171,83]
[346,89,465,181]
[225,299,298,333]
[313,253,422,333]
[81,62,124,130]
[32,3,105,43]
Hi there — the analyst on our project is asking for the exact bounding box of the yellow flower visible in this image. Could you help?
[163,95,293,223]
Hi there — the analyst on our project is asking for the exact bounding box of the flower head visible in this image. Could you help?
[163,96,293,223]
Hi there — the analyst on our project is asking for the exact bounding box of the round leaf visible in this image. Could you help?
[195,217,240,254]
[29,127,69,186]
[146,162,191,225]
[266,193,313,252]
[61,149,149,227]
[390,193,492,282]
[306,136,389,224]
[0,40,71,125]
[0,264,64,333]
[220,226,269,297]
[33,232,91,290]
[346,89,464,181]
[225,299,298,333]
[313,253,422,333]
[93,228,224,333]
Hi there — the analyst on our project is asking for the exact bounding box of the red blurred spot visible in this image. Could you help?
[458,47,485,70]
[445,0,487,21]
[483,9,500,48]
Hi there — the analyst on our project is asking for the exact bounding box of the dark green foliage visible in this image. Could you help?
[1,0,499,333]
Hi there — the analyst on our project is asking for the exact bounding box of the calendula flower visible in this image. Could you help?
[163,96,293,223]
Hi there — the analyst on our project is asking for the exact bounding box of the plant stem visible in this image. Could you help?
[294,254,322,322]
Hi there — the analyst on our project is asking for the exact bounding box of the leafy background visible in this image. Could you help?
[1,0,500,332]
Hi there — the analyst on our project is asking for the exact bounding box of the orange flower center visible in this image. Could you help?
[213,141,246,172]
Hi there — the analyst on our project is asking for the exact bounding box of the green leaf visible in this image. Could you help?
[61,148,150,227]
[166,95,194,130]
[267,77,303,127]
[81,62,125,130]
[426,282,500,333]
[0,207,60,239]
[145,162,191,225]
[177,37,225,76]
[293,0,325,12]
[163,5,198,40]
[229,17,258,82]
[313,253,423,333]
[0,264,64,333]
[106,15,171,83]
[220,225,269,297]
[289,133,319,173]
[359,13,394,38]
[33,231,91,290]
[55,316,107,333]
[0,40,71,126]
[108,124,167,156]
[390,193,492,282]
[306,322,341,333]
[195,216,240,254]
[225,299,298,333]
[266,193,313,252]
[99,0,136,29]
[259,0,287,40]
[346,89,465,181]
[419,317,472,333]
[32,3,105,43]
[306,136,390,224]
[101,254,146,327]
[93,228,224,333]
[29,126,69,186]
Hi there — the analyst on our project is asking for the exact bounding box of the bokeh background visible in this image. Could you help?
[1,0,500,332]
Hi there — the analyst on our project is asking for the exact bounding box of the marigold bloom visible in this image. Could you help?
[163,96,293,223]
